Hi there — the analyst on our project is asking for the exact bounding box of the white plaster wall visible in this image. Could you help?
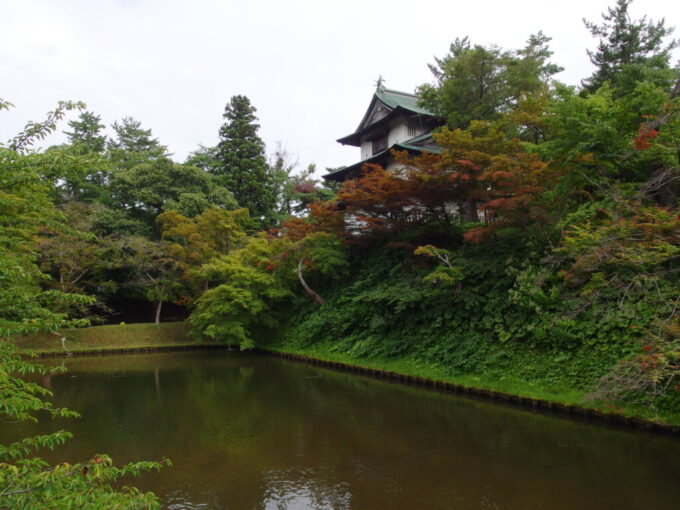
[388,118,409,146]
[360,140,372,160]
[385,160,406,174]
[357,116,411,160]
[345,212,369,234]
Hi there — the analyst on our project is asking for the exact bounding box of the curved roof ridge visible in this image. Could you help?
[336,86,439,146]
[376,88,433,116]
[379,87,418,97]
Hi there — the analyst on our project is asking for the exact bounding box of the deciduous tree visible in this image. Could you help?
[190,236,292,349]
[110,158,237,228]
[122,237,185,324]
[1,99,167,508]
[158,207,249,296]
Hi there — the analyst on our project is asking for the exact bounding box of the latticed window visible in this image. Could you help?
[407,119,421,138]
[372,133,388,154]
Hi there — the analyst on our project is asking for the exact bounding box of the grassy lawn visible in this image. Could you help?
[12,322,210,354]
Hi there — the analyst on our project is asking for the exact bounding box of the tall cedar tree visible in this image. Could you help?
[216,95,276,226]
[64,111,107,152]
[582,0,679,93]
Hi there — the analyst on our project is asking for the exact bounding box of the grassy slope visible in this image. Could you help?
[12,322,207,354]
[265,342,680,426]
[266,343,584,403]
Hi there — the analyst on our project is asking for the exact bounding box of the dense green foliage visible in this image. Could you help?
[274,239,667,388]
[190,229,348,349]
[418,33,562,129]
[1,100,170,509]
[0,100,93,335]
[186,2,680,422]
[14,93,334,326]
[0,86,340,507]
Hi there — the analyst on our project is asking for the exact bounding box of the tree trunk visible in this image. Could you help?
[297,258,325,306]
[461,199,479,222]
[154,300,163,325]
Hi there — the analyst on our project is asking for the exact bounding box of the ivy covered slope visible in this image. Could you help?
[271,233,679,424]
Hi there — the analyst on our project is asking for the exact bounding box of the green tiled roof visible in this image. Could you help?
[395,132,441,154]
[400,132,434,145]
[376,88,433,116]
[338,88,438,147]
[395,131,441,152]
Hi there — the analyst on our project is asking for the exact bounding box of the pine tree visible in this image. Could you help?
[63,111,107,152]
[582,0,678,93]
[61,111,110,202]
[215,95,276,226]
[419,34,562,129]
[107,116,168,169]
[108,116,167,156]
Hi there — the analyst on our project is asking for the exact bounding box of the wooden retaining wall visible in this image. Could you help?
[259,348,680,436]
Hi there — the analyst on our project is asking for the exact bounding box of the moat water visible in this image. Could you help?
[7,350,680,509]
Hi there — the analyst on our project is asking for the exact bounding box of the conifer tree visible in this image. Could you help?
[419,33,562,129]
[108,116,167,157]
[61,111,111,202]
[64,110,107,152]
[107,116,169,170]
[215,95,276,226]
[582,0,678,93]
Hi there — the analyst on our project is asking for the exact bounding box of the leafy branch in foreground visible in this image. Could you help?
[0,341,171,510]
[1,100,170,509]
[9,101,86,153]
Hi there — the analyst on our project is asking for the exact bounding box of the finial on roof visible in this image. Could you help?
[374,75,385,92]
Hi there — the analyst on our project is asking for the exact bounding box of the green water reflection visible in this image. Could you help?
[9,351,680,509]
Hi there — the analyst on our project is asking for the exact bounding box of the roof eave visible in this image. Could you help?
[336,133,361,147]
[323,141,439,182]
[322,150,391,181]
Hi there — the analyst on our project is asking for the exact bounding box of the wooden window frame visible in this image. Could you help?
[371,132,388,155]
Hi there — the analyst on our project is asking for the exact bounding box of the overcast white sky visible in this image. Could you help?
[1,0,678,176]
